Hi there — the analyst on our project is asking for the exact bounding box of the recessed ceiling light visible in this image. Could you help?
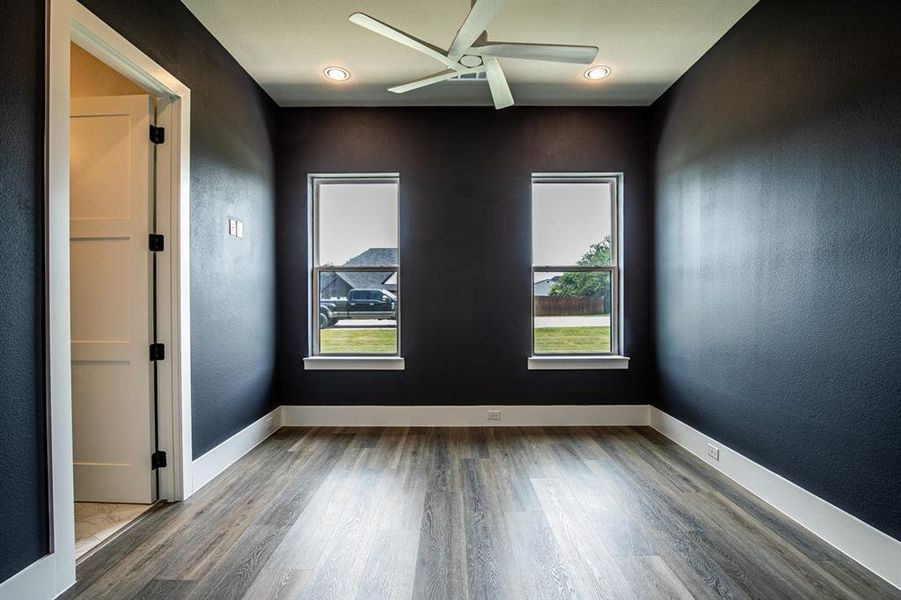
[323,66,350,81]
[584,66,612,80]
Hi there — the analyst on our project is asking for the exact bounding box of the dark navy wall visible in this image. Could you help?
[277,108,654,406]
[652,0,901,539]
[0,0,47,584]
[80,0,280,456]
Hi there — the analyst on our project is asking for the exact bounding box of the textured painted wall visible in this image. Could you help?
[652,0,901,539]
[0,0,47,584]
[277,107,654,406]
[80,0,280,456]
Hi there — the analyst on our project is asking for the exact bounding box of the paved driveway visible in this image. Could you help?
[534,316,610,328]
[333,319,397,328]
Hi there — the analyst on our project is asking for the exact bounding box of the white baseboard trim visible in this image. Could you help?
[649,407,901,590]
[0,554,64,600]
[190,407,281,494]
[280,404,649,427]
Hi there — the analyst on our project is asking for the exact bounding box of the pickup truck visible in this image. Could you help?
[319,288,397,328]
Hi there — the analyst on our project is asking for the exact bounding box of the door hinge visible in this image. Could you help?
[151,450,167,470]
[149,233,164,252]
[149,125,165,144]
[149,343,165,361]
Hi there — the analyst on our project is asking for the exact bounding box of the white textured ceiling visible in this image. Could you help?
[182,0,757,107]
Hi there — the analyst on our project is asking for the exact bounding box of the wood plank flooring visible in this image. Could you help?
[62,427,901,599]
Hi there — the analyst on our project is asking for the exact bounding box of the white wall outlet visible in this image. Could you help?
[487,410,502,421]
[228,218,237,236]
[236,220,244,239]
[706,442,720,461]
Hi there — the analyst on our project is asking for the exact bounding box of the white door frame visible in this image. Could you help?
[24,1,193,596]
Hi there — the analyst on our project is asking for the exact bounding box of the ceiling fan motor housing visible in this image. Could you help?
[459,54,484,67]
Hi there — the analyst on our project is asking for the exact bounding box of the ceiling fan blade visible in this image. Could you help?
[447,0,506,61]
[388,66,486,94]
[484,57,513,109]
[349,12,459,70]
[471,42,598,64]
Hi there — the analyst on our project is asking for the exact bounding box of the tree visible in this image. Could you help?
[575,236,612,267]
[548,236,612,301]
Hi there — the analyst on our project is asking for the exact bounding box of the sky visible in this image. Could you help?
[318,182,399,265]
[317,180,612,267]
[532,182,612,265]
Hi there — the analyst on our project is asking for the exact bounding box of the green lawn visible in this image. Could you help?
[320,326,610,355]
[320,328,397,354]
[534,326,611,354]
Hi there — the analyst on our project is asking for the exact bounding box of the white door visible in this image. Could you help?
[70,95,156,503]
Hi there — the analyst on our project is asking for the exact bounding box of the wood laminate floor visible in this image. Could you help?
[62,427,900,599]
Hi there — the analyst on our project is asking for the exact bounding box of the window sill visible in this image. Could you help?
[527,355,630,370]
[303,356,405,371]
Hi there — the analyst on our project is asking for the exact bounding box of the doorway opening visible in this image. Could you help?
[69,42,162,560]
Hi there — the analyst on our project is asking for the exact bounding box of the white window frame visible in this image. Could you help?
[528,173,629,370]
[304,174,404,370]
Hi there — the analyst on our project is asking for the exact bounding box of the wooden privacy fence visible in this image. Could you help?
[535,296,606,316]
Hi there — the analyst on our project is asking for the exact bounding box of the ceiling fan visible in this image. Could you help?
[348,0,599,109]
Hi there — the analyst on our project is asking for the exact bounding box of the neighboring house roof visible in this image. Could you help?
[321,248,398,294]
[534,275,560,297]
[344,247,397,268]
[338,270,396,290]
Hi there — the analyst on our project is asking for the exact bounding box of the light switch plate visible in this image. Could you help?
[236,220,244,239]
[228,218,237,236]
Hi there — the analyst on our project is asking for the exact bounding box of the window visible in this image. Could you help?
[530,175,625,367]
[308,175,401,364]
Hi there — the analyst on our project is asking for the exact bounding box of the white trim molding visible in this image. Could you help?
[0,555,58,600]
[45,0,78,593]
[280,404,648,427]
[528,355,630,370]
[303,356,405,370]
[191,408,282,494]
[650,407,901,590]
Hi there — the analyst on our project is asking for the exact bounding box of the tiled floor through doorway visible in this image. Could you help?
[75,502,153,559]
